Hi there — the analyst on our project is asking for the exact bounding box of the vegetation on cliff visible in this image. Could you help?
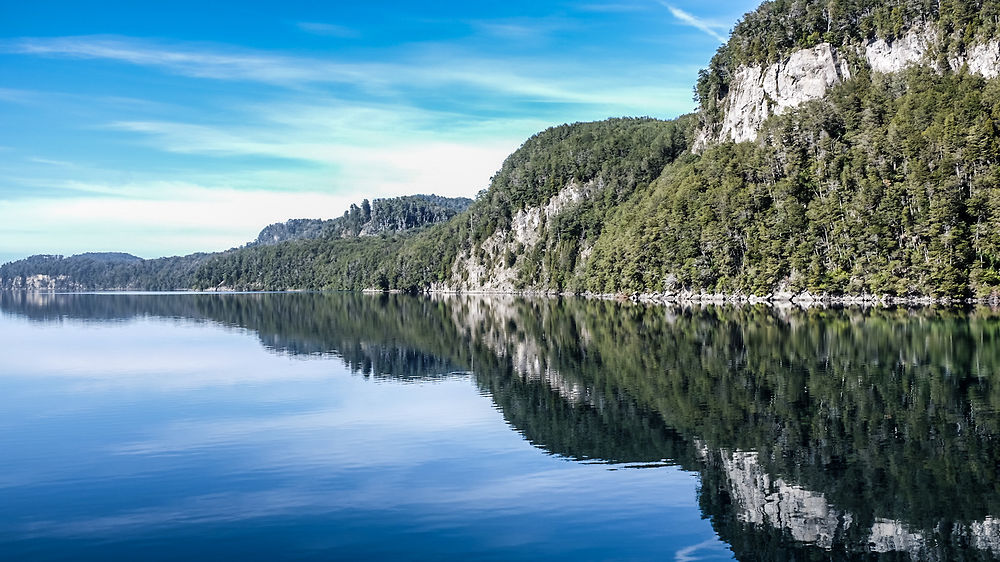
[696,0,1000,100]
[591,68,1000,297]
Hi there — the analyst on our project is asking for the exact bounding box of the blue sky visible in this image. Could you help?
[0,0,761,263]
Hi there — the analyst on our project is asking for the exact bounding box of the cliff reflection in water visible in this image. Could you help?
[4,291,1000,560]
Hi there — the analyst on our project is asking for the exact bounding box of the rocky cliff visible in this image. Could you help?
[447,180,594,292]
[697,43,851,146]
[699,23,1000,146]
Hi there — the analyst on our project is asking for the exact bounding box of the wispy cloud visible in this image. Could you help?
[105,116,520,197]
[28,157,76,167]
[6,36,377,87]
[4,35,694,114]
[467,16,575,43]
[295,22,359,38]
[0,26,710,258]
[659,3,727,42]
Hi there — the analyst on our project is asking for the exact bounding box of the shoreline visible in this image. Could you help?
[4,286,999,308]
[386,287,1000,307]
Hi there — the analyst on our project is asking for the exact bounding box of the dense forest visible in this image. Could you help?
[251,194,472,246]
[591,68,1000,297]
[3,0,1000,299]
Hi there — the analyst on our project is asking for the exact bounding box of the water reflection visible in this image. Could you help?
[3,292,1000,559]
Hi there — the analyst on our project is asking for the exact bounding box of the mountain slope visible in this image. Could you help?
[591,68,1000,297]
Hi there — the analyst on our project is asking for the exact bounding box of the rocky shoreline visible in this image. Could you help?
[606,290,1000,307]
[418,288,1000,307]
[6,283,1000,307]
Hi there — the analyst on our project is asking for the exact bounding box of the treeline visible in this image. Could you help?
[0,194,472,291]
[251,193,471,246]
[0,252,211,290]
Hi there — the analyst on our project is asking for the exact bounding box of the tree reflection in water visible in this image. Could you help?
[4,291,1000,559]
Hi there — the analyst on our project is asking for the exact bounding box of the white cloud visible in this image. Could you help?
[0,182,359,257]
[104,118,518,196]
[8,36,376,88]
[659,3,727,42]
[28,157,76,167]
[467,16,576,43]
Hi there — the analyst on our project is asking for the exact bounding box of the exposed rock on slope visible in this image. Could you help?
[701,22,1000,146]
[701,43,851,145]
[951,39,1000,78]
[449,181,594,292]
[863,24,938,73]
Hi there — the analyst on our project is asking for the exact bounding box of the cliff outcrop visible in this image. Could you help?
[699,22,1000,146]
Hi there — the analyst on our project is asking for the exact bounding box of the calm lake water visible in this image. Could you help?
[2,292,1000,560]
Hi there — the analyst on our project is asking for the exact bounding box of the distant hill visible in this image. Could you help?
[250,194,472,246]
[0,195,471,291]
[73,252,144,263]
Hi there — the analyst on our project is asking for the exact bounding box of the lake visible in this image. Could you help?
[1,292,999,560]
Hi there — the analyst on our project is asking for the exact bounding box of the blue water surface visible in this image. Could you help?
[0,296,732,560]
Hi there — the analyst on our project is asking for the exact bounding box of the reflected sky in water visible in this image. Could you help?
[0,302,732,561]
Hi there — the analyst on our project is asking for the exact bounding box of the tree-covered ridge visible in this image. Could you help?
[736,0,998,63]
[0,252,211,291]
[461,116,695,290]
[470,117,692,220]
[695,0,1000,130]
[250,194,472,246]
[589,68,1000,298]
[177,117,695,292]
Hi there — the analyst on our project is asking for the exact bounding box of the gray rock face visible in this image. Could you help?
[952,40,1000,78]
[712,446,1000,557]
[448,180,595,292]
[864,24,939,73]
[717,448,850,549]
[704,43,851,145]
[700,27,1000,147]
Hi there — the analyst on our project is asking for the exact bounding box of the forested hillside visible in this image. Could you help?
[4,0,1000,299]
[591,68,1000,297]
[251,194,471,246]
[0,194,471,290]
[180,117,693,291]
